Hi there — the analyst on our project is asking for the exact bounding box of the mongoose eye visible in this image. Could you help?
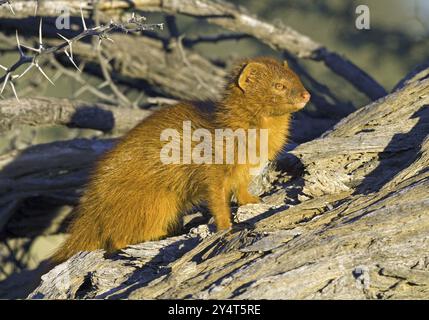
[274,83,285,90]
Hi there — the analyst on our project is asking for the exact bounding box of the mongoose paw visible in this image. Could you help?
[238,194,261,206]
[216,219,232,231]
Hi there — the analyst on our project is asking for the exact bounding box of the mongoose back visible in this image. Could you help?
[52,57,310,263]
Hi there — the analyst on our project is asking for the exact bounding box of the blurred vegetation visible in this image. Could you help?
[227,0,429,91]
[1,1,428,110]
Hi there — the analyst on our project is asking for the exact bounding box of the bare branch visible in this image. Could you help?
[176,35,219,97]
[92,2,133,108]
[0,12,163,101]
[0,0,15,15]
[182,33,251,47]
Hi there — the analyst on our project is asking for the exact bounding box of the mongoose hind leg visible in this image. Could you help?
[99,190,181,255]
[133,191,181,242]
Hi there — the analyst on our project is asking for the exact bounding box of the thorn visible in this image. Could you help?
[15,30,25,57]
[35,62,54,86]
[20,43,40,53]
[34,0,39,16]
[69,43,74,60]
[64,50,81,72]
[18,63,34,79]
[7,1,15,15]
[57,33,70,42]
[39,18,43,46]
[80,6,87,30]
[57,33,73,58]
[0,63,7,71]
[9,81,19,102]
[0,72,10,95]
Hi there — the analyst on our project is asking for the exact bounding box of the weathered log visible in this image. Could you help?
[0,139,116,233]
[28,72,429,299]
[0,97,152,134]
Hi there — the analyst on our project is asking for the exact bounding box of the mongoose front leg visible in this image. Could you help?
[208,184,232,230]
[235,172,260,205]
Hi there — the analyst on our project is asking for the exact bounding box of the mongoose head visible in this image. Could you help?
[230,57,311,116]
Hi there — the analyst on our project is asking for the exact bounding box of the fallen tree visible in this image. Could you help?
[28,68,429,299]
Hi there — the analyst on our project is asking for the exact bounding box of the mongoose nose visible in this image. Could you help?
[301,91,311,102]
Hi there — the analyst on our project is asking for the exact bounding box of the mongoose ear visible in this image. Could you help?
[283,60,289,68]
[238,62,265,92]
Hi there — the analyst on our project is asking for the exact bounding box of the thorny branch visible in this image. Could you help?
[0,7,163,101]
[0,0,15,15]
[49,58,118,105]
[0,0,40,15]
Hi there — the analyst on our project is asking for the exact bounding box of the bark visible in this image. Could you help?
[28,72,429,299]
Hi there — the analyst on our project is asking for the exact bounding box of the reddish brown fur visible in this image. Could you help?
[51,57,310,263]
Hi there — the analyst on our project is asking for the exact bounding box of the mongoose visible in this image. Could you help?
[52,57,310,263]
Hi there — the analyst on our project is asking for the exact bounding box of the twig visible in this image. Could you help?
[49,58,118,104]
[177,35,218,96]
[182,33,251,47]
[1,0,387,101]
[0,0,15,15]
[93,0,388,100]
[92,2,133,107]
[0,8,163,101]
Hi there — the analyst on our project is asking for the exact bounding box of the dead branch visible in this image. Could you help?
[0,97,153,134]
[0,138,115,233]
[0,9,163,101]
[0,24,227,102]
[0,0,15,14]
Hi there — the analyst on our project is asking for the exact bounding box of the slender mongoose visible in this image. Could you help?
[52,57,310,263]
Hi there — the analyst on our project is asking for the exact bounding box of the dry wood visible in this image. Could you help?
[0,97,152,134]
